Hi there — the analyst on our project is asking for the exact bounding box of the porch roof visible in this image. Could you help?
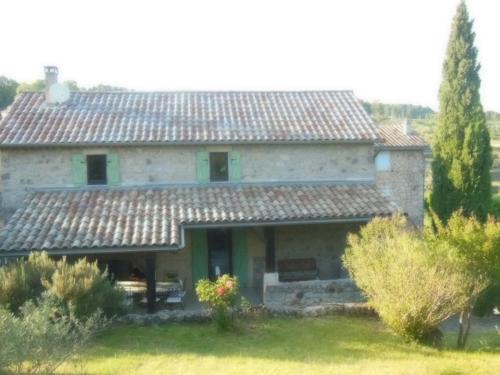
[0,182,400,255]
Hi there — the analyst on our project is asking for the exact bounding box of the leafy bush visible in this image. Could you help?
[0,252,126,318]
[489,195,500,218]
[429,212,500,347]
[196,274,239,331]
[0,295,107,374]
[42,257,127,318]
[343,214,474,344]
[0,252,56,313]
[474,284,500,316]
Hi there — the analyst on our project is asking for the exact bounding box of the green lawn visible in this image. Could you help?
[57,316,500,375]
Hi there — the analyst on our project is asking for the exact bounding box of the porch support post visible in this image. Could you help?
[264,227,276,272]
[145,253,157,314]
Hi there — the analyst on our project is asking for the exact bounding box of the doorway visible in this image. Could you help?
[207,228,232,280]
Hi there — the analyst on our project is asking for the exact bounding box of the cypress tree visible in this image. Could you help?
[430,1,492,223]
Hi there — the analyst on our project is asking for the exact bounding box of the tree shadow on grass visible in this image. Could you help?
[80,315,500,367]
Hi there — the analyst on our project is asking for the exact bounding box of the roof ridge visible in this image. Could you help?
[17,89,356,95]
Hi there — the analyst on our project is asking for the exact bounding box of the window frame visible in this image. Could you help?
[375,151,391,172]
[86,154,108,185]
[209,152,229,182]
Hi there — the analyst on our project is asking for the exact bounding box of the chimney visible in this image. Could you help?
[44,66,59,101]
[402,119,413,135]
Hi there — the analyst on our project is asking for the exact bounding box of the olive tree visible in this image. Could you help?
[343,215,476,345]
[429,212,500,348]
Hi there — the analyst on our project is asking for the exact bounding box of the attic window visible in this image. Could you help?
[209,152,229,182]
[87,155,107,185]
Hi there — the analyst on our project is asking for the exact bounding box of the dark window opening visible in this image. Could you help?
[207,228,232,280]
[209,152,229,182]
[87,154,107,185]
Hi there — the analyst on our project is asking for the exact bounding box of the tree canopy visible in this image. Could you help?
[0,76,19,112]
[430,1,492,223]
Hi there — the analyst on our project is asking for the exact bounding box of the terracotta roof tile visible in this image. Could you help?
[376,121,427,149]
[0,91,378,146]
[0,183,399,253]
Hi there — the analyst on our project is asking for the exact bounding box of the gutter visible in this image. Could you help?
[27,178,376,193]
[1,228,186,258]
[0,139,377,149]
[182,217,373,229]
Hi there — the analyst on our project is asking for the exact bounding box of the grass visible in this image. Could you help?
[57,316,500,375]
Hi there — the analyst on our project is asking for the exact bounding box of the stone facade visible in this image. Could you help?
[0,144,374,212]
[375,150,425,225]
[264,278,364,307]
[0,142,425,288]
[275,223,361,279]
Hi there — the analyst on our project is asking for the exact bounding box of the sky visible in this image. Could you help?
[1,0,499,112]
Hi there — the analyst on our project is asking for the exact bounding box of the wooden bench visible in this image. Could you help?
[277,258,319,282]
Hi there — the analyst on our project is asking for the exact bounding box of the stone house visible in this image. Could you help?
[0,67,426,309]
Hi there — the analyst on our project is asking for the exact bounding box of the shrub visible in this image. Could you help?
[429,212,500,347]
[343,214,473,344]
[474,284,500,316]
[196,274,239,331]
[42,257,127,318]
[0,295,107,374]
[0,252,126,318]
[489,195,500,218]
[0,252,56,313]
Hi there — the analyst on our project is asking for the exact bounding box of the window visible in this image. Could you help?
[209,152,229,182]
[375,151,391,171]
[196,151,240,183]
[87,154,107,185]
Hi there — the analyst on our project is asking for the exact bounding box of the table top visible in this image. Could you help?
[117,281,181,293]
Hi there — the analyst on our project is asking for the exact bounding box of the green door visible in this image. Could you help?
[191,229,208,286]
[232,228,248,287]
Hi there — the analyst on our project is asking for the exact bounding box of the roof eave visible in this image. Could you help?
[0,215,394,257]
[0,139,378,149]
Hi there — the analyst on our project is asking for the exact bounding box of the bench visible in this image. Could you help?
[277,258,319,282]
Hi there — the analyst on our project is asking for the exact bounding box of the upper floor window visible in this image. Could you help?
[375,151,391,171]
[71,153,120,186]
[87,155,108,185]
[209,152,229,182]
[196,151,241,183]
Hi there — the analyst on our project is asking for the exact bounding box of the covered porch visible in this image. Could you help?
[0,182,400,313]
[88,220,364,313]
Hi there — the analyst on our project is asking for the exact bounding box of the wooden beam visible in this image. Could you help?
[264,227,276,272]
[145,253,157,314]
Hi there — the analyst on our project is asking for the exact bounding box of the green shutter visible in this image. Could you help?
[191,229,208,286]
[232,228,248,287]
[228,151,241,182]
[196,152,210,183]
[71,154,87,186]
[107,154,121,185]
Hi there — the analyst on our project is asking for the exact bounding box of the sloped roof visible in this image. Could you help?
[0,91,379,146]
[0,183,399,253]
[376,121,427,149]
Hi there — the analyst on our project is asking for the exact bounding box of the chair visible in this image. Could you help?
[166,279,186,309]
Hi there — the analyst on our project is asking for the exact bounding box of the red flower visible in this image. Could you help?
[217,287,226,296]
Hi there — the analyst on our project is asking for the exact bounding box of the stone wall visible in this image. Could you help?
[0,143,374,212]
[275,223,361,279]
[375,150,425,225]
[263,278,364,307]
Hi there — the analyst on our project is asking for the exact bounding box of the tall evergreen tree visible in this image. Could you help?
[430,1,492,223]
